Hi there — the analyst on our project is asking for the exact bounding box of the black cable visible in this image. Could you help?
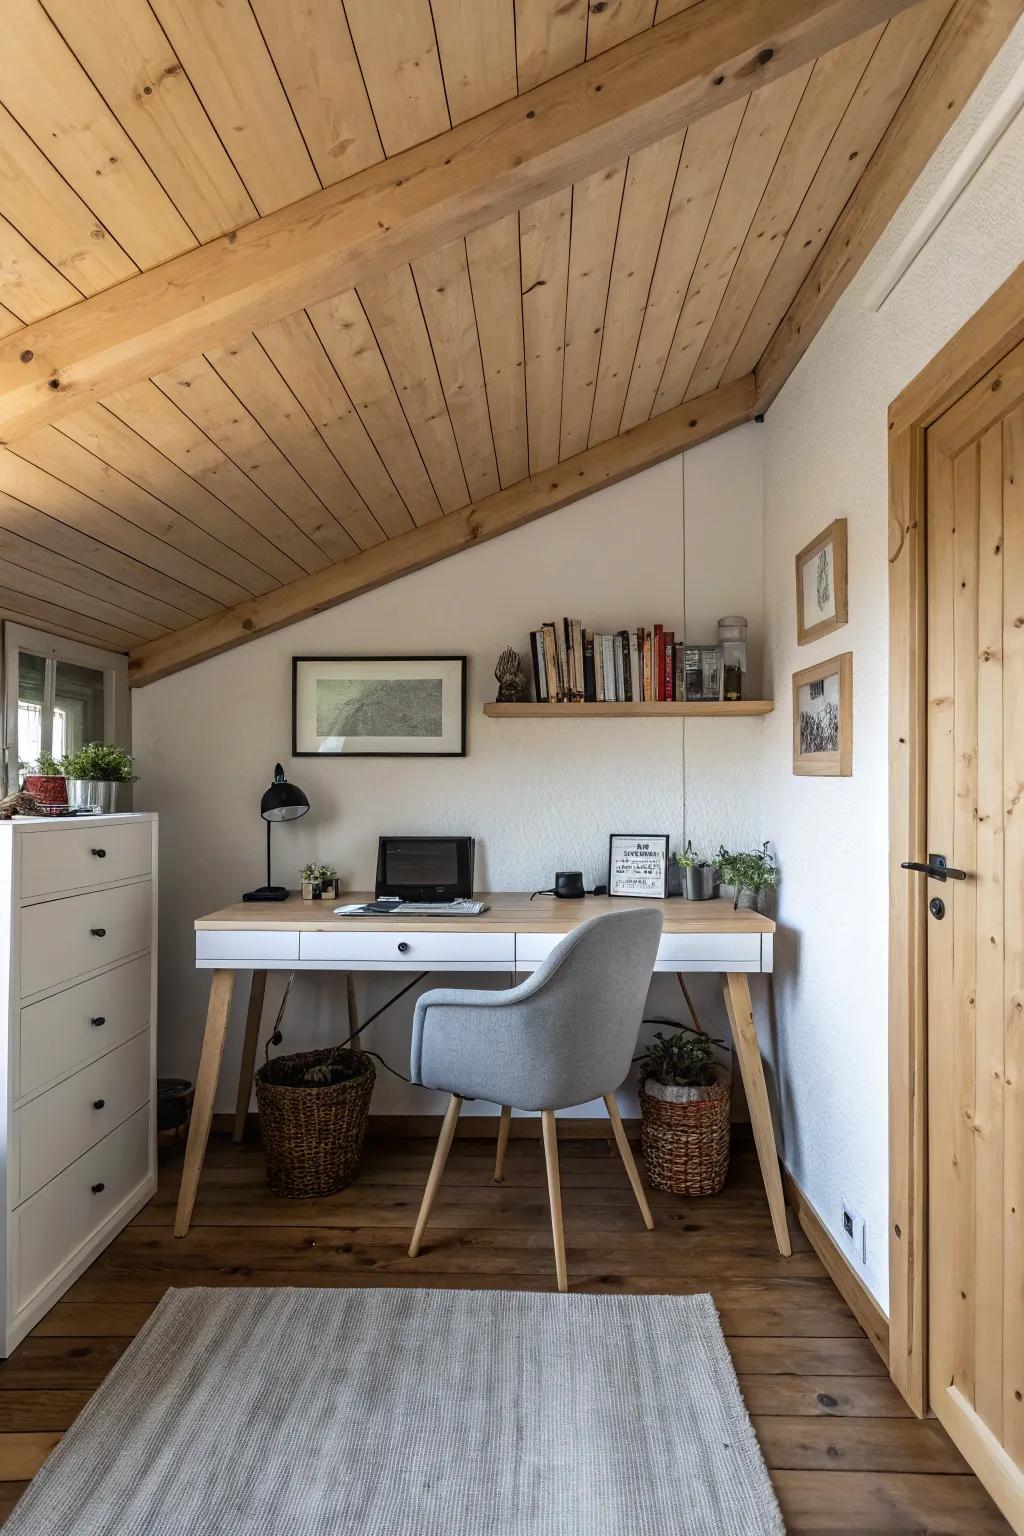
[339,973,428,1049]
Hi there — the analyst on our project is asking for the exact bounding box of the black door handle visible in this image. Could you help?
[91,848,106,858]
[900,853,967,883]
[90,927,107,937]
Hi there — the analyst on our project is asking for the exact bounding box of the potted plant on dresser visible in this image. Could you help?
[61,742,137,813]
[21,751,68,814]
[638,1028,731,1196]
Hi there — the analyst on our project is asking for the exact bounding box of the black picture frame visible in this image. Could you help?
[292,655,468,757]
[607,833,670,899]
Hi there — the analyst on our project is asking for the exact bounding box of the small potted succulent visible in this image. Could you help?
[21,750,68,814]
[638,1026,731,1196]
[675,840,717,901]
[61,742,137,814]
[300,861,338,900]
[716,841,779,912]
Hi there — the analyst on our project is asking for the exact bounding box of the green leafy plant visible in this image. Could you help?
[638,1029,719,1088]
[60,742,137,783]
[29,751,64,777]
[716,841,778,909]
[674,839,712,871]
[300,861,337,883]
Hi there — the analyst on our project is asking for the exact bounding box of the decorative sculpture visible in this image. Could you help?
[494,646,527,703]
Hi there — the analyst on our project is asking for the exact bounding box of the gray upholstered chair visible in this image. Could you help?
[407,908,663,1291]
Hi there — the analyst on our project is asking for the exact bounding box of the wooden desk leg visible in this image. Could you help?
[175,969,236,1238]
[721,972,792,1259]
[232,970,268,1144]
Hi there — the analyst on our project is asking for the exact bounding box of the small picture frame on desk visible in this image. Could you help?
[608,834,670,898]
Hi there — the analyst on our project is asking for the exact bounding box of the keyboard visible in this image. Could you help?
[334,898,489,916]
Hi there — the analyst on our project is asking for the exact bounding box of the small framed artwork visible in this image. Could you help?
[608,834,670,898]
[795,518,848,645]
[292,656,467,757]
[792,652,853,777]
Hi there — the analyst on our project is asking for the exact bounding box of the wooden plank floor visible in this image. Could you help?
[0,1125,1011,1534]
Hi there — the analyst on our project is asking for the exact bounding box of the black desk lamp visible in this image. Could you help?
[243,763,309,902]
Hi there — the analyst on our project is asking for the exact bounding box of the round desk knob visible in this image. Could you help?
[91,1182,105,1195]
[93,1098,106,1110]
[397,941,410,954]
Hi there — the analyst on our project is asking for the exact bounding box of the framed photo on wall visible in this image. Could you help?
[792,652,853,776]
[795,518,848,644]
[608,834,670,898]
[292,656,467,757]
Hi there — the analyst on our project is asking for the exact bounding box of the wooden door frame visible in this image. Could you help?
[888,259,1024,1416]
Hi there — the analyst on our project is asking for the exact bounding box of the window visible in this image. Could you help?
[4,625,128,791]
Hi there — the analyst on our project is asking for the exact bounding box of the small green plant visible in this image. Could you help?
[716,841,778,909]
[300,861,337,884]
[638,1029,719,1088]
[60,742,137,783]
[675,840,714,871]
[30,751,64,777]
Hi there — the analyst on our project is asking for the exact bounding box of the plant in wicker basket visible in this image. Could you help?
[255,974,375,1199]
[637,1026,731,1198]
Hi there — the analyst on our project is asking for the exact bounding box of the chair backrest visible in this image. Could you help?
[499,907,663,1109]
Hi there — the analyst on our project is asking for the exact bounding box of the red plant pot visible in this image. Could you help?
[22,775,68,813]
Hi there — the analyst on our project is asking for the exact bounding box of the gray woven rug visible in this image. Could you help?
[7,1287,783,1535]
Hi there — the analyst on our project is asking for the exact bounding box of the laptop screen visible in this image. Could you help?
[375,837,474,900]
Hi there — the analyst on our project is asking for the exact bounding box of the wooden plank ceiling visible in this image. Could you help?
[0,0,1010,679]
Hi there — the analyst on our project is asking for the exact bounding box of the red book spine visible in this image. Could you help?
[663,632,674,700]
[654,625,664,701]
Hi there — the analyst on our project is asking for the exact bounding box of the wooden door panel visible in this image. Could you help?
[1004,405,1024,1467]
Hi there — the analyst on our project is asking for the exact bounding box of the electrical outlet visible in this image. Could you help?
[840,1198,866,1265]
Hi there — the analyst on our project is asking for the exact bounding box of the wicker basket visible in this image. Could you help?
[640,1071,731,1197]
[255,1048,375,1199]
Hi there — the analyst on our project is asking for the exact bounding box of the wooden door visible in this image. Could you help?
[927,335,1024,1527]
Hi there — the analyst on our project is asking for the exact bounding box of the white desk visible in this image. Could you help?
[177,893,789,1256]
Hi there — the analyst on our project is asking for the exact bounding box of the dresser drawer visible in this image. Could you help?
[14,1106,151,1313]
[298,930,515,970]
[15,1031,151,1203]
[20,885,151,998]
[20,821,152,900]
[18,955,151,1100]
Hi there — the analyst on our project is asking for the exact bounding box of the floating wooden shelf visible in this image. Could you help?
[483,700,774,718]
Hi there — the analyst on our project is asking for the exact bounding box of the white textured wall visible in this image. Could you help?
[760,22,1024,1307]
[134,429,767,1118]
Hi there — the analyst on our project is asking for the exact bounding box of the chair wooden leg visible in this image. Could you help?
[541,1110,568,1293]
[494,1105,512,1182]
[409,1094,463,1258]
[604,1092,654,1231]
[232,969,267,1144]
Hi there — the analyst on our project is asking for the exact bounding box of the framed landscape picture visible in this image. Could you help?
[795,518,848,644]
[292,656,467,757]
[792,652,852,777]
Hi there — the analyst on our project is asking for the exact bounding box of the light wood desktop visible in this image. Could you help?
[177,894,789,1257]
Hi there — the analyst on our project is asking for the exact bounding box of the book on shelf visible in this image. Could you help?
[530,631,548,701]
[582,629,596,702]
[663,631,675,702]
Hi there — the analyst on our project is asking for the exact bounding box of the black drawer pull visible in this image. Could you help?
[90,1016,106,1027]
[397,941,410,953]
[91,1182,105,1195]
[93,1098,106,1110]
[91,848,106,858]
[90,927,107,937]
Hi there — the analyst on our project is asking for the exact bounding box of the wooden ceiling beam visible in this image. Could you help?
[0,0,917,446]
[127,374,756,685]
[754,0,1022,409]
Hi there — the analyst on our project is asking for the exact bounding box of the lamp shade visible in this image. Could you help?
[260,763,309,823]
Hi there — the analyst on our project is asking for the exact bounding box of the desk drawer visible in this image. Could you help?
[18,954,151,1100]
[15,1030,151,1203]
[196,930,299,963]
[20,821,151,900]
[514,930,762,971]
[299,930,515,970]
[14,1106,150,1313]
[20,885,151,998]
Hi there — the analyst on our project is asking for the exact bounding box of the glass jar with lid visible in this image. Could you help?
[718,616,747,702]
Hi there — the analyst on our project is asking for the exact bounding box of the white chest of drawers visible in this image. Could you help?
[0,814,157,1354]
